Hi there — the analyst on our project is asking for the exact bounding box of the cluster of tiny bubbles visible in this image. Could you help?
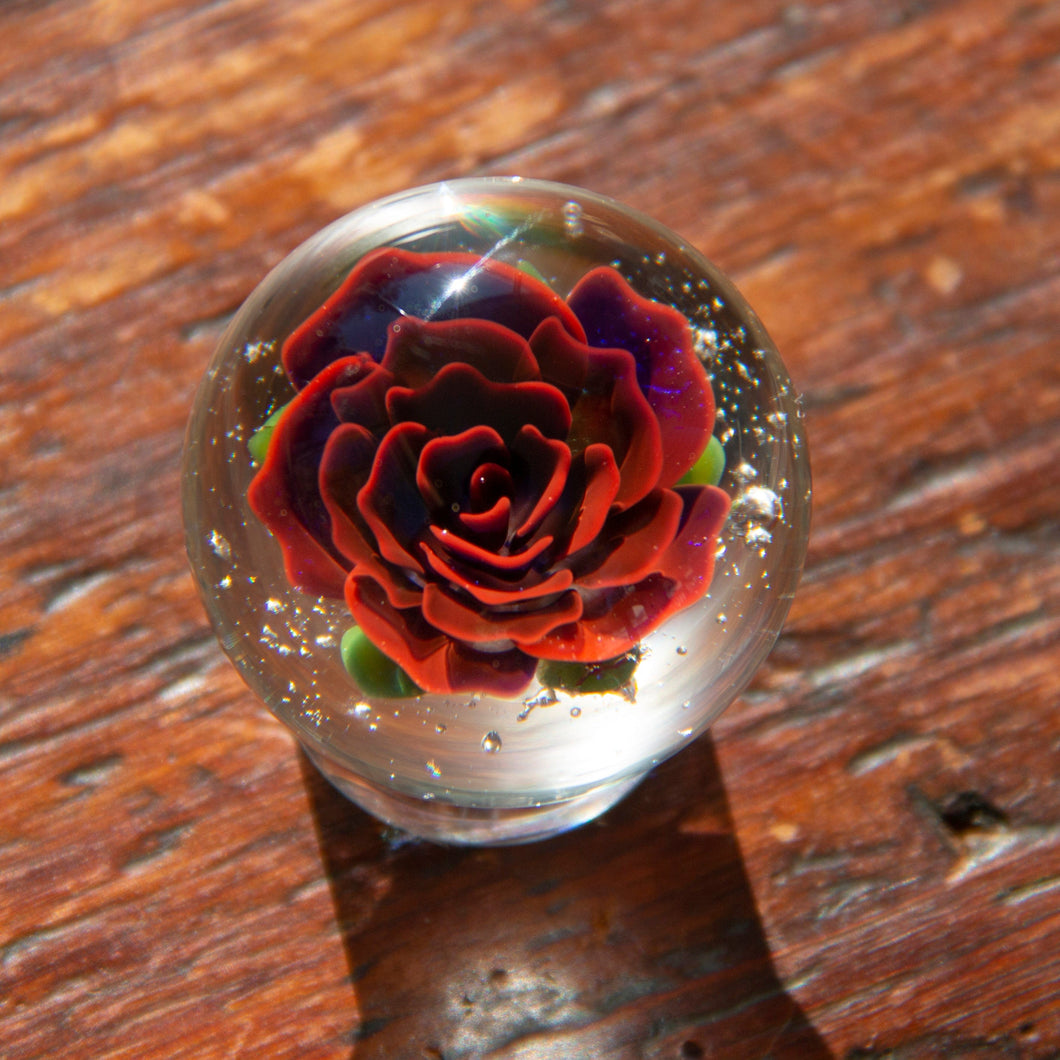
[242,338,275,364]
[745,525,773,547]
[735,360,759,385]
[260,624,293,656]
[693,326,720,363]
[208,529,231,561]
[425,760,441,778]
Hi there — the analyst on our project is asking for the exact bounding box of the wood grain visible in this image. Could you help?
[1,0,1058,1057]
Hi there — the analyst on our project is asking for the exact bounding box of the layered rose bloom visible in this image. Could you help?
[248,248,730,696]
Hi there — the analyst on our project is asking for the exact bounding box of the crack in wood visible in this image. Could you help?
[59,753,124,788]
[0,626,34,659]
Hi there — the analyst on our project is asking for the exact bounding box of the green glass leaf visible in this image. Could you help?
[539,648,641,696]
[247,400,292,465]
[678,434,726,488]
[340,627,421,698]
[515,259,550,285]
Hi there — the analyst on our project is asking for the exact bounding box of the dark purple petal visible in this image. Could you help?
[567,267,714,485]
[283,248,585,389]
[386,362,571,444]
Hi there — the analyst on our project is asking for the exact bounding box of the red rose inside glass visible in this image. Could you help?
[248,249,730,698]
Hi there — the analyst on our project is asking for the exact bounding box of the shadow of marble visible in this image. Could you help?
[301,733,830,1059]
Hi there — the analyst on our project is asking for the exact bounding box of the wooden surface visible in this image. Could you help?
[1,1,1058,1057]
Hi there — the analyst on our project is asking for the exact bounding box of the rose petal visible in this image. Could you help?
[346,575,537,697]
[530,578,680,662]
[386,362,571,444]
[508,425,572,540]
[564,444,621,554]
[357,422,433,571]
[444,643,540,697]
[458,497,511,542]
[319,422,377,555]
[320,424,423,609]
[422,583,583,647]
[381,316,540,389]
[248,357,376,597]
[420,541,574,606]
[567,268,714,485]
[464,462,515,546]
[468,463,514,511]
[655,483,731,587]
[330,360,393,433]
[283,248,585,389]
[428,525,554,573]
[528,484,730,662]
[415,425,507,520]
[530,316,662,507]
[570,488,685,590]
[346,575,452,686]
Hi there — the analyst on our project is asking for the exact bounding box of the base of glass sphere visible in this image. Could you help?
[303,744,646,846]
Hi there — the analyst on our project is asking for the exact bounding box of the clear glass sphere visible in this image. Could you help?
[182,177,810,844]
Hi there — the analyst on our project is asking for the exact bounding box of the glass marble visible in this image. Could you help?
[182,178,811,844]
